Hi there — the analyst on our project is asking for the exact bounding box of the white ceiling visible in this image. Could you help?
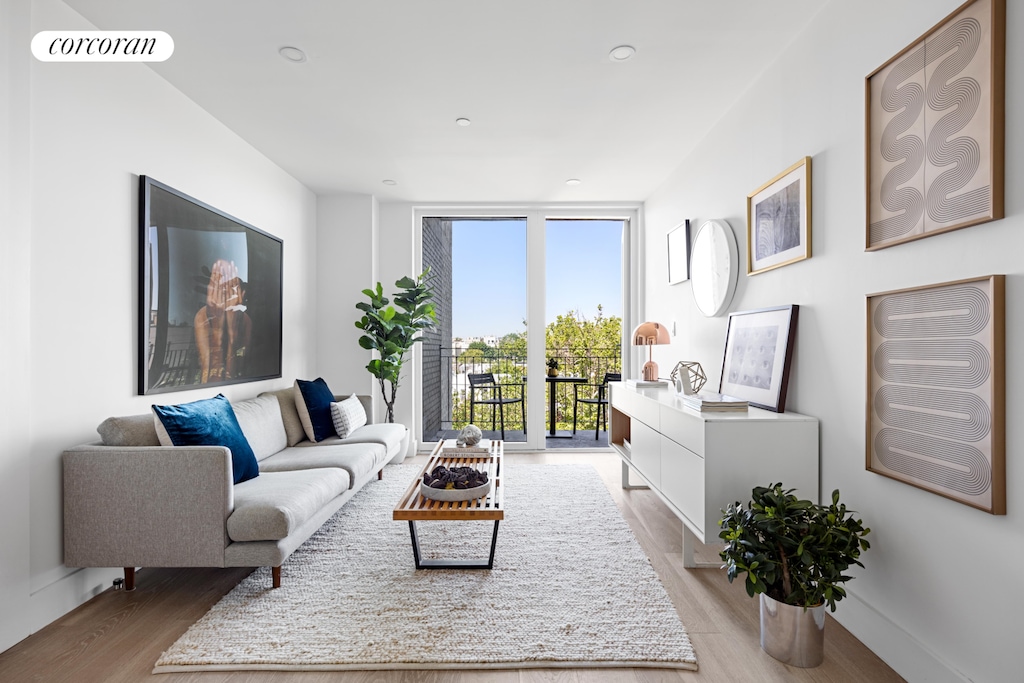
[63,0,824,203]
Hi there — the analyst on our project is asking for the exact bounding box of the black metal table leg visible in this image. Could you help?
[408,520,500,569]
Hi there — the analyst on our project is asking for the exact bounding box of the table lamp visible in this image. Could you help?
[632,321,670,381]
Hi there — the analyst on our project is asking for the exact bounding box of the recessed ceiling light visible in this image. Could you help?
[609,45,635,62]
[382,179,397,186]
[456,118,471,127]
[566,178,582,186]
[278,46,307,63]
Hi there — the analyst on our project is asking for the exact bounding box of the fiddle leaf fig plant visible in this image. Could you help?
[355,268,437,423]
[719,483,870,612]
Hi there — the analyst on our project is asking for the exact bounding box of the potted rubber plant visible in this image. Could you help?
[355,268,436,423]
[719,483,870,667]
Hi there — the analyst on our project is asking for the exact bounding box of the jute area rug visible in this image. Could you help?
[153,462,698,673]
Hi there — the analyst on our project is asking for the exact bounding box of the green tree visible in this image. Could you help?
[468,340,497,359]
[499,331,526,356]
[458,347,485,372]
[451,308,620,433]
[545,306,621,431]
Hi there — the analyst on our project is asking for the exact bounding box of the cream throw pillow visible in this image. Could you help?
[330,394,367,439]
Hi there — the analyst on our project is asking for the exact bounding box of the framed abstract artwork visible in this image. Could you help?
[667,219,691,284]
[866,275,1005,514]
[719,305,799,412]
[746,157,811,275]
[139,176,283,395]
[866,0,1005,251]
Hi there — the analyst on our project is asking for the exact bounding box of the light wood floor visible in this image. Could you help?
[0,452,904,683]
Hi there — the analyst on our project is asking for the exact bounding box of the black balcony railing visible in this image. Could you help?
[422,346,621,441]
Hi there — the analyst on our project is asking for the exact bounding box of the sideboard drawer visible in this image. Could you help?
[661,436,706,536]
[611,384,660,429]
[660,405,704,456]
[630,419,661,488]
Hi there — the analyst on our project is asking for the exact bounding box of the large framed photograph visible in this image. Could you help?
[667,219,691,284]
[866,0,1005,251]
[746,157,811,275]
[719,305,799,412]
[866,275,1005,514]
[139,176,283,395]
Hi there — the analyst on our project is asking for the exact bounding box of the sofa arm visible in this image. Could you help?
[63,444,233,570]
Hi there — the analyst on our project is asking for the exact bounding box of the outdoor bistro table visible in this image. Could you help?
[545,375,586,437]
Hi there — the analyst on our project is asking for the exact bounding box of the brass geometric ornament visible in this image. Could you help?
[670,361,707,395]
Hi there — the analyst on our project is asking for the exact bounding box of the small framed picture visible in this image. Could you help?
[667,219,691,284]
[719,305,799,412]
[746,157,811,275]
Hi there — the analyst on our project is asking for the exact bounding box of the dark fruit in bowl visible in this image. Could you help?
[423,465,488,490]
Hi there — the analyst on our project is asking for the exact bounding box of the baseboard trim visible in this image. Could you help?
[832,590,968,683]
[28,565,119,636]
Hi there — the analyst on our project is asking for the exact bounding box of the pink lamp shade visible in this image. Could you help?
[631,321,670,381]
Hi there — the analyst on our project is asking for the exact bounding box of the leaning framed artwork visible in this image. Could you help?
[667,219,691,284]
[139,176,283,395]
[718,305,799,412]
[866,275,1005,514]
[866,0,1005,251]
[746,157,811,275]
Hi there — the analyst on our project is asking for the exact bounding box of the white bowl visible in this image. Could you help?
[420,478,492,502]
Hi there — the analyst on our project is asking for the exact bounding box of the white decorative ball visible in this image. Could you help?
[458,424,483,447]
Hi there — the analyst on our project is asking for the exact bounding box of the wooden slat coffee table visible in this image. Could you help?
[393,438,503,569]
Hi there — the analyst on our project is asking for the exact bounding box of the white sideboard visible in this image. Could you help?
[609,381,819,567]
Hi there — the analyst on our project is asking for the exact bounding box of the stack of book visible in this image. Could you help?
[680,392,749,412]
[442,438,492,454]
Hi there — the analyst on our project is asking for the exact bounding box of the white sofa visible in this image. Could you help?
[63,388,408,590]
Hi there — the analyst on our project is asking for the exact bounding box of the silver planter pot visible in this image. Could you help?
[759,593,826,667]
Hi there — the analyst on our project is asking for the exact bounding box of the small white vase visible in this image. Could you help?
[759,593,825,667]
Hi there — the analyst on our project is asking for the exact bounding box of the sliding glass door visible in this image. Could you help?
[543,219,624,446]
[418,210,633,450]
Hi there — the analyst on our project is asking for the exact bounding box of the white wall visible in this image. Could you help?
[315,193,379,398]
[377,202,418,429]
[0,0,35,653]
[0,0,318,651]
[643,1,1021,680]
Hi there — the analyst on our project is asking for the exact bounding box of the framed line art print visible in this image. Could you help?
[747,157,811,275]
[866,275,1005,514]
[719,305,799,412]
[866,0,1005,251]
[667,219,691,284]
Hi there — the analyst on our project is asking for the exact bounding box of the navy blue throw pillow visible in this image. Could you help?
[295,377,337,442]
[153,394,259,484]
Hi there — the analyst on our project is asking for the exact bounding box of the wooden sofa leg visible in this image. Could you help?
[124,567,136,592]
[378,469,383,480]
[272,566,281,588]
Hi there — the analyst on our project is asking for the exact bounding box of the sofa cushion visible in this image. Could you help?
[232,395,288,461]
[259,388,307,447]
[294,378,337,443]
[97,414,160,447]
[260,443,388,485]
[152,394,260,484]
[227,468,349,542]
[330,394,367,439]
[337,423,407,458]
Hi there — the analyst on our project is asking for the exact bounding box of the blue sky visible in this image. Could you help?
[451,219,623,339]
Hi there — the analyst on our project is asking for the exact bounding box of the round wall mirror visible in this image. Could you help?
[689,219,738,317]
